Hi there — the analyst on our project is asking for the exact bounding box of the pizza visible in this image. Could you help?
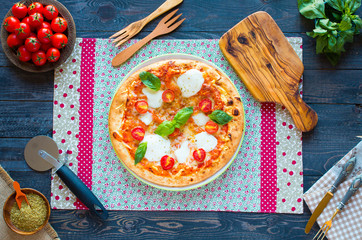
[109,59,244,188]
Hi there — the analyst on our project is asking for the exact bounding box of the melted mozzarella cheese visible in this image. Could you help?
[139,111,152,125]
[141,134,170,162]
[177,69,204,97]
[142,88,164,108]
[174,141,190,164]
[195,132,218,152]
[192,112,209,126]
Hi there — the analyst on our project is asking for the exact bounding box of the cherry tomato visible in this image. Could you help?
[37,27,53,44]
[135,100,148,114]
[46,47,60,62]
[29,32,37,38]
[169,128,180,138]
[160,155,175,170]
[162,89,175,103]
[25,36,41,52]
[193,148,206,162]
[40,42,52,51]
[131,127,145,141]
[205,121,218,134]
[37,21,51,30]
[3,16,20,33]
[32,50,47,66]
[28,2,44,15]
[51,17,67,33]
[199,99,212,113]
[21,17,35,31]
[29,12,44,29]
[12,3,27,19]
[43,5,58,20]
[51,33,68,49]
[7,33,23,48]
[14,22,31,39]
[17,45,31,62]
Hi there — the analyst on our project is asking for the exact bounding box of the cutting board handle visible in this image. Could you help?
[285,94,318,132]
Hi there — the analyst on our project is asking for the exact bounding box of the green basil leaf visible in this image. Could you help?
[139,71,161,91]
[209,110,233,125]
[172,107,194,128]
[154,121,175,137]
[298,0,326,19]
[339,15,353,31]
[327,0,345,12]
[135,142,147,165]
[318,19,338,30]
[345,0,361,14]
[316,36,328,54]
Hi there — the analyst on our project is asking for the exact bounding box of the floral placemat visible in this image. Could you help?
[51,38,303,213]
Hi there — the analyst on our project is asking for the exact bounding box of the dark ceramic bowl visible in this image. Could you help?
[0,0,76,72]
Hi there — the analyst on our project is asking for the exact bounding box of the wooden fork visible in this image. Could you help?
[110,0,183,47]
[112,9,185,67]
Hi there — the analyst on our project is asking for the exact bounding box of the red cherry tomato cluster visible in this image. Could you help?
[3,2,67,66]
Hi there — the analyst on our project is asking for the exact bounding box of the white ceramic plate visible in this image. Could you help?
[109,53,245,191]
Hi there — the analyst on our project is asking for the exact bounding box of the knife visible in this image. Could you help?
[305,155,356,234]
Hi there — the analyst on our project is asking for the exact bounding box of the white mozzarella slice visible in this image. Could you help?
[141,134,170,162]
[177,69,204,97]
[174,141,190,164]
[194,132,218,152]
[142,88,164,108]
[139,111,152,125]
[192,112,210,126]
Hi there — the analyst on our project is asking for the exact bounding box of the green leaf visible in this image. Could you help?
[135,142,147,165]
[298,0,327,19]
[139,71,161,91]
[345,0,361,14]
[327,35,337,51]
[325,52,341,66]
[339,15,352,31]
[318,19,338,30]
[209,110,233,125]
[316,36,328,54]
[326,0,344,12]
[172,107,194,128]
[154,121,175,137]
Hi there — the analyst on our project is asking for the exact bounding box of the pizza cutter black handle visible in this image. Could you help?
[56,165,108,219]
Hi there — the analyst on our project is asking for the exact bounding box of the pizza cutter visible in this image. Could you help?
[24,135,108,219]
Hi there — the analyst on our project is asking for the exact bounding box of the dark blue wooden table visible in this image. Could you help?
[0,1,361,239]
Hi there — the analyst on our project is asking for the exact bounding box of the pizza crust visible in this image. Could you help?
[109,59,244,188]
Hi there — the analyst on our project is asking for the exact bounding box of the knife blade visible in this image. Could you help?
[305,155,356,234]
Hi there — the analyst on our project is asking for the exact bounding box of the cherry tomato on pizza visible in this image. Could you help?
[3,16,20,32]
[205,121,218,134]
[43,5,59,20]
[31,50,47,66]
[14,22,31,39]
[51,17,67,33]
[25,36,41,52]
[7,33,23,48]
[12,3,27,19]
[37,27,53,44]
[131,127,145,141]
[29,12,44,29]
[160,155,175,170]
[135,100,148,114]
[162,89,175,103]
[46,47,60,62]
[17,45,31,62]
[199,98,212,113]
[193,148,206,162]
[28,2,44,15]
[51,33,68,49]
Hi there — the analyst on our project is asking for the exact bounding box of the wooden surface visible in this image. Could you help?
[0,0,361,239]
[219,11,318,132]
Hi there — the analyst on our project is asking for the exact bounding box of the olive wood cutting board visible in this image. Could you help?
[219,11,318,132]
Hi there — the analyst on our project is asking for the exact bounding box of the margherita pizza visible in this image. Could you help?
[109,59,244,188]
